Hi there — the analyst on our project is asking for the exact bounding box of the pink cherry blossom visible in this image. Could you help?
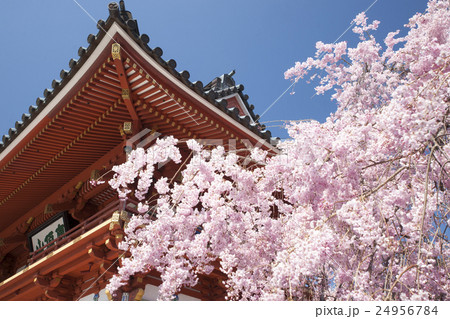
[106,0,449,300]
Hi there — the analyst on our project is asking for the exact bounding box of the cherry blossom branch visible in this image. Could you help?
[362,166,408,199]
[385,264,418,301]
[416,144,437,289]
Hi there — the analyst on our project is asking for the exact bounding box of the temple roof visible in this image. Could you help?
[204,70,260,124]
[0,1,277,152]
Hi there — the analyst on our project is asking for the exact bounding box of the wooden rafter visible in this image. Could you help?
[111,43,141,131]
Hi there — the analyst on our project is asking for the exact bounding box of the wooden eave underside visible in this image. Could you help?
[0,58,130,232]
[0,26,274,236]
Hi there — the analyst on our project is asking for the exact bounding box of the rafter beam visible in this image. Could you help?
[111,43,141,131]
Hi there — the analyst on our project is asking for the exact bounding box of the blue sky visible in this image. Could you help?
[0,0,428,140]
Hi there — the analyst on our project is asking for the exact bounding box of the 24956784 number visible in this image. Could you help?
[376,306,438,316]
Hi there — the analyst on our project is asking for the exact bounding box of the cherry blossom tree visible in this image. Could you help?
[105,0,449,300]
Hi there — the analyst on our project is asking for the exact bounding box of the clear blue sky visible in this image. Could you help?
[0,0,428,140]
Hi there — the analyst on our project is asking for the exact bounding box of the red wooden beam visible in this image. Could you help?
[111,43,141,132]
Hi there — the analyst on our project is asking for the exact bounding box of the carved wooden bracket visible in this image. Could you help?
[87,245,106,260]
[34,273,74,301]
[105,236,119,251]
[100,260,117,275]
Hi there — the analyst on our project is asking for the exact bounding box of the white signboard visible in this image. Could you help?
[29,215,67,252]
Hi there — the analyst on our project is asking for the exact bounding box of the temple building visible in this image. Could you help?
[0,1,277,301]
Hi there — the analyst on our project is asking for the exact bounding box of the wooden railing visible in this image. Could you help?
[27,199,137,265]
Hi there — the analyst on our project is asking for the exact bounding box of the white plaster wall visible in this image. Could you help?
[141,284,199,301]
[79,284,199,301]
[79,288,109,301]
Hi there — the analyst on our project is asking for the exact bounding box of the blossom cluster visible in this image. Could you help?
[107,0,449,300]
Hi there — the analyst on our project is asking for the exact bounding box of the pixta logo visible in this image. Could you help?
[125,128,270,168]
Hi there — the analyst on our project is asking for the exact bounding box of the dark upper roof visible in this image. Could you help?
[204,70,261,125]
[204,70,237,92]
[0,1,278,153]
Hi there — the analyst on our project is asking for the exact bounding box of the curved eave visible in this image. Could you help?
[0,28,115,165]
[0,18,280,235]
[212,85,259,123]
[108,23,278,151]
[0,16,278,163]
